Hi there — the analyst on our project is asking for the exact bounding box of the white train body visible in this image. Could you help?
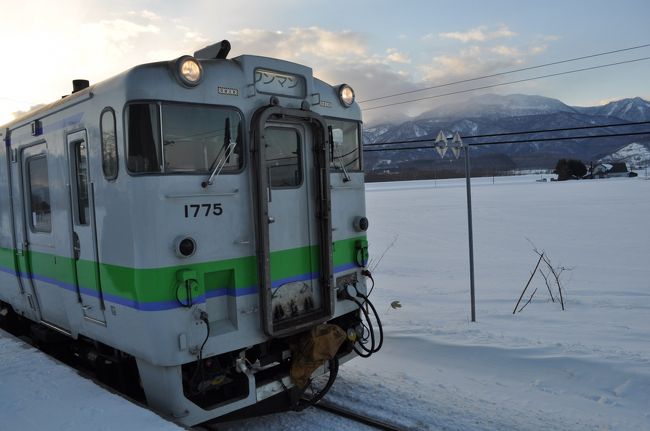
[0,42,370,425]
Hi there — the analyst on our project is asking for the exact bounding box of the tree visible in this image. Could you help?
[554,158,586,180]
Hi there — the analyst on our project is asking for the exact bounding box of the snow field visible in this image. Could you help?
[0,330,182,431]
[224,175,650,430]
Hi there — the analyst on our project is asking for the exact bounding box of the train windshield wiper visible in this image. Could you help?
[202,118,237,188]
[201,140,236,188]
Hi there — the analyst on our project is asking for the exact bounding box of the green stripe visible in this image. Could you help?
[0,236,366,304]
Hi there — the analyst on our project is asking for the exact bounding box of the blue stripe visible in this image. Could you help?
[0,262,357,312]
[271,271,320,288]
[334,262,358,273]
[0,264,259,312]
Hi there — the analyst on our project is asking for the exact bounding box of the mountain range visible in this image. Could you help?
[363,94,650,177]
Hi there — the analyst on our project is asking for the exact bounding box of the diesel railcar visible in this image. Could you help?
[0,40,380,426]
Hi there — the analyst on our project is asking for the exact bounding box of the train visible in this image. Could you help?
[0,40,382,426]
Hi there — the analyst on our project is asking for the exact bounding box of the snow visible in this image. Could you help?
[4,175,650,430]
[223,175,650,430]
[0,330,183,430]
[600,142,650,167]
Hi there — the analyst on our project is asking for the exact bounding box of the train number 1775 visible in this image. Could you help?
[184,203,223,218]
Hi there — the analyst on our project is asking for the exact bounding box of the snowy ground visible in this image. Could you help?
[0,330,182,431]
[223,174,650,430]
[3,174,649,430]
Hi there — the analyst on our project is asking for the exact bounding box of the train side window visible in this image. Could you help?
[127,103,162,173]
[27,156,52,232]
[101,108,118,180]
[265,127,302,188]
[327,119,361,171]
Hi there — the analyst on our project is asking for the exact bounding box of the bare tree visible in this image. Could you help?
[515,240,573,314]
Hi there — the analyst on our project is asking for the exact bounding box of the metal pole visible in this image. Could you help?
[464,144,476,322]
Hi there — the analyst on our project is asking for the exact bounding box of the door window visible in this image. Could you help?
[27,156,52,232]
[265,127,302,188]
[73,140,90,225]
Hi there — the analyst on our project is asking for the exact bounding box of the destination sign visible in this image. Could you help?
[254,69,306,98]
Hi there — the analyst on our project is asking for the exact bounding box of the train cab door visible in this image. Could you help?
[254,109,333,337]
[20,143,70,330]
[66,130,106,325]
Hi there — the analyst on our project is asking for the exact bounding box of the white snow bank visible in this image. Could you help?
[0,330,182,431]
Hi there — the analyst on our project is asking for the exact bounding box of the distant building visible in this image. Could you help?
[590,162,637,178]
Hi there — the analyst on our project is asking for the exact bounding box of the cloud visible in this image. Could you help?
[529,44,548,55]
[386,48,411,64]
[228,27,368,64]
[127,10,161,21]
[490,45,522,57]
[419,45,524,82]
[437,25,516,43]
[91,19,160,42]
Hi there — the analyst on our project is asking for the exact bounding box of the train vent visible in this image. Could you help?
[72,79,90,93]
[194,40,231,60]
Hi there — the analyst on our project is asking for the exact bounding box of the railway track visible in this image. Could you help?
[314,400,410,431]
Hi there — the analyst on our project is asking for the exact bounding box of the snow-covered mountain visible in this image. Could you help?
[417,94,578,119]
[575,97,650,122]
[364,94,650,174]
[598,142,650,167]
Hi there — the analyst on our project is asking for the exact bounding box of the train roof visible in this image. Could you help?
[3,50,360,132]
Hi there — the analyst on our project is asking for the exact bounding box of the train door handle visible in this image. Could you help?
[268,217,275,224]
[82,304,92,310]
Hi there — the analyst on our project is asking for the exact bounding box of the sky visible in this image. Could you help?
[1,0,649,125]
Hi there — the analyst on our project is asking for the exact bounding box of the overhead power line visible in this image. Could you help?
[358,43,650,104]
[363,130,650,152]
[364,120,650,147]
[362,56,650,112]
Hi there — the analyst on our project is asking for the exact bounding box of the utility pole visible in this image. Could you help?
[435,131,477,322]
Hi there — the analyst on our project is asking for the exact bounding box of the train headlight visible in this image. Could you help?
[175,56,203,87]
[174,236,197,258]
[338,84,355,107]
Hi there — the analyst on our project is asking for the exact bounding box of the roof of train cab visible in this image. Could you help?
[116,54,362,120]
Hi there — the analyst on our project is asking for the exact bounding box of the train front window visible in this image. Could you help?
[127,102,243,174]
[326,119,361,171]
[127,103,162,173]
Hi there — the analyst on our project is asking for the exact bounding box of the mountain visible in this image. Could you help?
[416,94,577,119]
[574,97,650,122]
[363,94,650,178]
[598,142,650,168]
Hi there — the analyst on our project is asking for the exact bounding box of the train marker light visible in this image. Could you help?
[338,84,355,107]
[175,56,203,87]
